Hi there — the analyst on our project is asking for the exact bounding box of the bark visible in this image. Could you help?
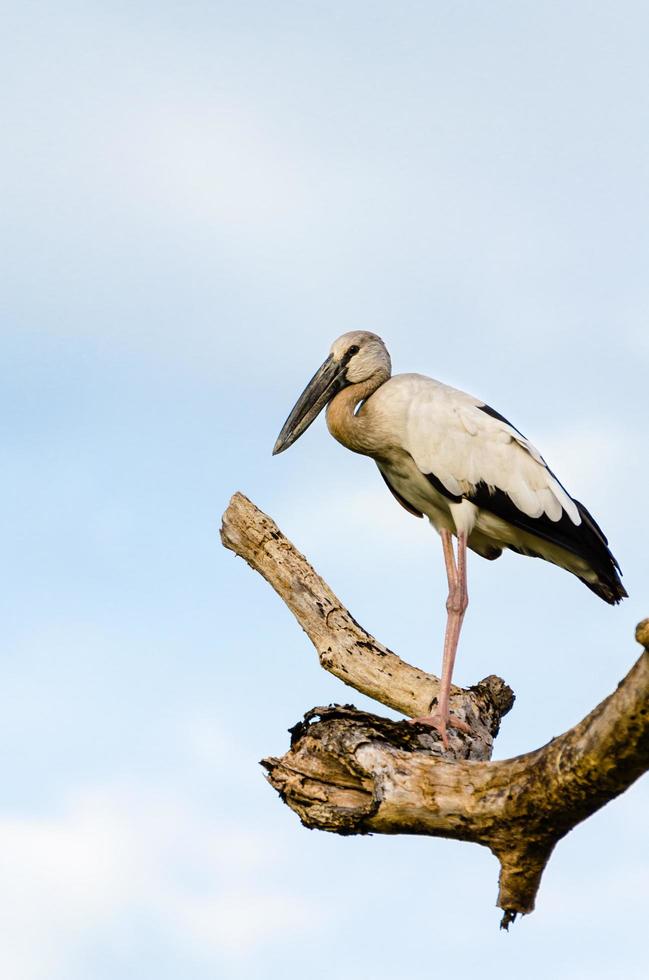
[221,492,649,926]
[220,492,514,761]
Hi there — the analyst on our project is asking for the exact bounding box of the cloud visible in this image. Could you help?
[0,777,327,980]
[172,890,318,958]
[0,793,129,980]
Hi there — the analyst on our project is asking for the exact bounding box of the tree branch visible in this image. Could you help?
[220,492,514,761]
[221,491,649,925]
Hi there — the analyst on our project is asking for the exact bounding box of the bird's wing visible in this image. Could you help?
[368,374,625,602]
[392,376,580,525]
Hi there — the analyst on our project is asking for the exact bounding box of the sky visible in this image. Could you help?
[2,1,648,977]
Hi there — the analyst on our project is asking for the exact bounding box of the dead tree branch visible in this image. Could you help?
[221,491,649,925]
[220,492,514,761]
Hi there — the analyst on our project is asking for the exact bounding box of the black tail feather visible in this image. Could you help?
[581,573,627,605]
[465,482,627,604]
[573,499,627,603]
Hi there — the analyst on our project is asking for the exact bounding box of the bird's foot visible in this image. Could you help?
[408,711,472,749]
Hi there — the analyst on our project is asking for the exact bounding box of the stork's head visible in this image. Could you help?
[272,331,390,455]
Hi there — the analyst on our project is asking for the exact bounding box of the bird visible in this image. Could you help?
[272,331,626,745]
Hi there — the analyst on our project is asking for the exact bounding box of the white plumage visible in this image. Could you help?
[371,373,578,511]
[273,331,626,744]
[366,373,594,577]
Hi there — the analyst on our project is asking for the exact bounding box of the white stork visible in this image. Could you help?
[273,331,626,745]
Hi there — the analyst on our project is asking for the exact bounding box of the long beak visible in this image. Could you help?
[273,354,348,455]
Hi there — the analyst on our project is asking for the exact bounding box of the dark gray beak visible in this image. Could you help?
[273,354,348,455]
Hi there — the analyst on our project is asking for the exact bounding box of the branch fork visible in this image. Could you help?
[221,491,649,926]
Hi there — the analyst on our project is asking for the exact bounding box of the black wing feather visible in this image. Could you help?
[420,467,626,604]
[466,482,626,604]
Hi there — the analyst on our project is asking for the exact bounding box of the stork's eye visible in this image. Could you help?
[348,345,360,356]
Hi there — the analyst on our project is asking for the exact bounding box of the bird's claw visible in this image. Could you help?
[408,711,473,748]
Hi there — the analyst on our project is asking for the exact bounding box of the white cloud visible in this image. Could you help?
[0,780,327,980]
[0,794,129,980]
[172,891,317,958]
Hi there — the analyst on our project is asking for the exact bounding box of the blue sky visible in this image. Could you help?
[2,2,648,977]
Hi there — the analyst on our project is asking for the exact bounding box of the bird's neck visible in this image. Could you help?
[326,371,389,455]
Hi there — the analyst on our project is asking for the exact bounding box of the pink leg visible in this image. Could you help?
[437,530,469,734]
[409,530,471,747]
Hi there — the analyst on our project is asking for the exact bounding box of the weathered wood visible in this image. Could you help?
[263,635,649,923]
[221,491,649,925]
[220,492,514,761]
